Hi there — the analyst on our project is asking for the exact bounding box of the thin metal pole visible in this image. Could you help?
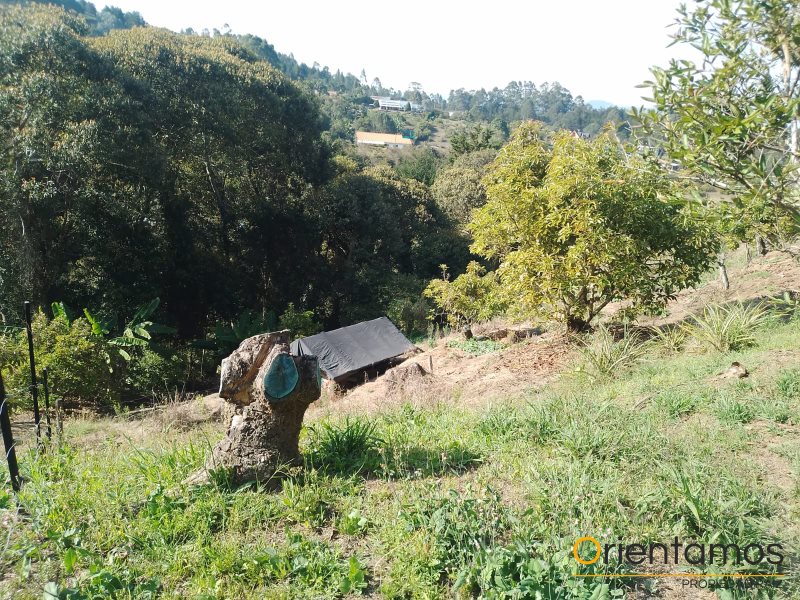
[0,373,21,491]
[42,367,52,440]
[23,301,41,443]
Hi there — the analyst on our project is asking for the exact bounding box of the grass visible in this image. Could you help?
[447,338,507,355]
[1,314,800,598]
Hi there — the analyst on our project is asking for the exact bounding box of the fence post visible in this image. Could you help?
[0,372,21,491]
[23,301,41,444]
[42,367,52,441]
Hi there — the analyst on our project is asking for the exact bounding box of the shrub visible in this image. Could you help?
[279,303,321,339]
[576,327,648,380]
[447,338,506,356]
[684,302,769,352]
[464,123,717,332]
[650,325,687,354]
[0,311,120,409]
[424,262,506,327]
[125,347,186,396]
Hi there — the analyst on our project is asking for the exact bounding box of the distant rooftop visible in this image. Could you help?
[355,131,414,146]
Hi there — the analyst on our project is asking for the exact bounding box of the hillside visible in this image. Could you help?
[2,252,799,599]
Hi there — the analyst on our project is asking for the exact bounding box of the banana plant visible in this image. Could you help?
[54,298,175,361]
[194,310,277,357]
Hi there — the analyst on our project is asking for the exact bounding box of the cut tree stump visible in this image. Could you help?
[185,330,321,488]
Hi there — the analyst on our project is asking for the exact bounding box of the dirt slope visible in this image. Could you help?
[311,249,800,418]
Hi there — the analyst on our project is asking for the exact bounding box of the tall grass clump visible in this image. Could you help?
[684,302,769,352]
[306,418,383,475]
[576,326,648,380]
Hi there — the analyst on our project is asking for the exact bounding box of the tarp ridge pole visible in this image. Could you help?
[42,367,52,440]
[0,373,21,491]
[23,301,41,446]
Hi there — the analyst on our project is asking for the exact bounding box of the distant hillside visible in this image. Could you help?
[4,0,629,138]
[2,0,144,34]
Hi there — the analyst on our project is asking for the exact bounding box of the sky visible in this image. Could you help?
[95,0,690,107]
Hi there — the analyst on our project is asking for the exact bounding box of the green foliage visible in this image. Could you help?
[650,325,687,354]
[684,302,769,352]
[713,394,756,425]
[0,311,119,408]
[636,0,800,246]
[424,262,506,327]
[278,303,321,339]
[198,310,278,357]
[462,122,718,331]
[431,163,487,223]
[576,327,649,380]
[307,418,384,475]
[0,5,329,336]
[447,338,507,356]
[455,539,623,599]
[776,368,800,400]
[394,147,442,186]
[449,123,501,156]
[312,166,469,325]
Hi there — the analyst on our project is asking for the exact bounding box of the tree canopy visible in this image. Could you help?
[429,123,719,331]
[636,0,800,246]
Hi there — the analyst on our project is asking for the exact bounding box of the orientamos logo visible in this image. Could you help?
[572,536,786,581]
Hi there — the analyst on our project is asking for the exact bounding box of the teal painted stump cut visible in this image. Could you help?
[264,353,299,402]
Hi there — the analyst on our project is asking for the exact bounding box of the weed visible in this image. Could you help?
[307,418,383,475]
[653,390,698,418]
[776,368,800,400]
[447,338,506,355]
[650,325,687,354]
[713,394,755,425]
[685,302,769,352]
[576,326,648,380]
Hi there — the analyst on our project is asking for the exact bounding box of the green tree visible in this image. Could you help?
[431,164,487,223]
[635,0,800,250]
[395,147,442,186]
[449,123,499,156]
[448,122,717,332]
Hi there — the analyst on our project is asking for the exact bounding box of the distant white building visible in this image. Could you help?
[378,99,411,112]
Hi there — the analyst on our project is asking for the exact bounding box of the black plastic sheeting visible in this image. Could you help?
[290,317,415,381]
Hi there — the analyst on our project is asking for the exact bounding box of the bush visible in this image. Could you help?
[447,338,506,356]
[424,262,506,327]
[279,303,321,339]
[576,327,648,380]
[463,123,717,332]
[125,347,186,396]
[0,311,120,409]
[684,302,769,352]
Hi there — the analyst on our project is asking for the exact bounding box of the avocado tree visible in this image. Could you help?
[429,122,718,332]
[635,0,800,253]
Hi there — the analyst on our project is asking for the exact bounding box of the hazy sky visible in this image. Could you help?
[95,0,689,107]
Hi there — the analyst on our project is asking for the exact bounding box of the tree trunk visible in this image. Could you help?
[718,254,730,290]
[186,330,321,488]
[756,235,768,256]
[565,315,591,334]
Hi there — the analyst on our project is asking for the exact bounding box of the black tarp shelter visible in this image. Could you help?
[290,317,415,382]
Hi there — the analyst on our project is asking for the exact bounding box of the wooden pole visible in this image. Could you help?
[42,367,52,440]
[23,301,41,444]
[0,373,21,491]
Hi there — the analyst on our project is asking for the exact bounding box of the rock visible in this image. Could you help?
[186,330,321,488]
[508,327,543,343]
[717,362,749,379]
